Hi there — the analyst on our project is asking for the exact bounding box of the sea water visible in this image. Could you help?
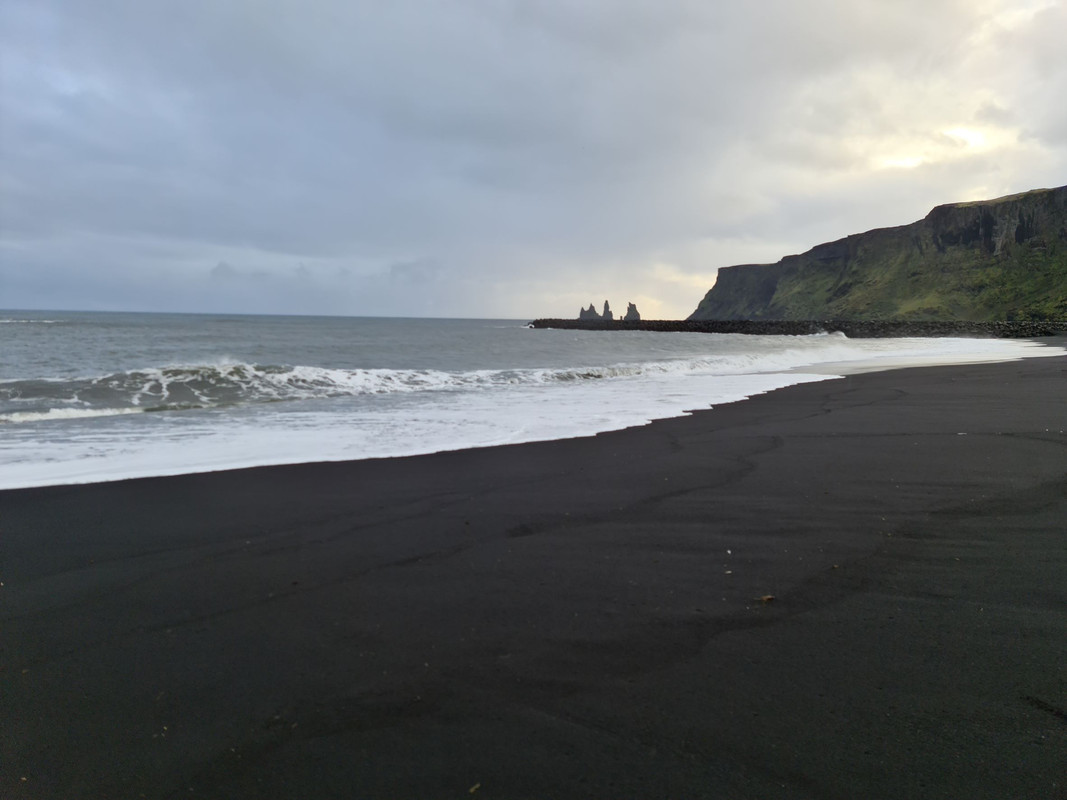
[1,310,1061,490]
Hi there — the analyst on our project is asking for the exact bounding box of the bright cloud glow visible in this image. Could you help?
[878,156,926,171]
[943,127,988,148]
[876,124,1018,171]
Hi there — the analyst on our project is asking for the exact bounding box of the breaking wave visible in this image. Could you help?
[1,333,1046,425]
[0,346,836,424]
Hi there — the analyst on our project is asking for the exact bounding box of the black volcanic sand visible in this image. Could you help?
[3,355,1066,799]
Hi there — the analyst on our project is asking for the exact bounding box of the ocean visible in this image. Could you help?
[1,310,1061,490]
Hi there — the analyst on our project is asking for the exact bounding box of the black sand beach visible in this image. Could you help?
[2,354,1065,799]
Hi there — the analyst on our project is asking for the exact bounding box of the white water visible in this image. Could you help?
[1,312,1061,489]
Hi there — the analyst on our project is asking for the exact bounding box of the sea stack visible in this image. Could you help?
[578,303,600,320]
[575,300,638,322]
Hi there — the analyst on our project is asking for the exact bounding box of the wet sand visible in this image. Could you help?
[2,354,1066,799]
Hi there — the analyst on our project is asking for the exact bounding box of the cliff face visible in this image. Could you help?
[689,186,1067,321]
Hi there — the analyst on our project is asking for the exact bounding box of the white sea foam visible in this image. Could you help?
[0,407,146,424]
[0,320,1062,490]
[7,335,1051,420]
[0,370,832,489]
[1,352,872,421]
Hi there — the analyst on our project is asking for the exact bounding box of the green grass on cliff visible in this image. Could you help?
[691,186,1067,322]
[765,241,1067,320]
[950,187,1053,208]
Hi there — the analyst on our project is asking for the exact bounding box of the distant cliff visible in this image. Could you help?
[689,186,1067,321]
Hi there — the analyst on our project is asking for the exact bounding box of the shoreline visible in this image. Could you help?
[3,356,1066,798]
[531,317,1067,337]
[3,336,1063,492]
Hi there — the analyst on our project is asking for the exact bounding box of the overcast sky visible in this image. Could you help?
[2,0,1065,319]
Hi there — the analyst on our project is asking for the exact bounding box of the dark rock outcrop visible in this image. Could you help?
[623,302,641,321]
[689,186,1067,322]
[531,318,1065,338]
[577,300,618,320]
[578,304,600,320]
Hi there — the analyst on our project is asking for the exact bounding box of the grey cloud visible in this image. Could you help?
[973,101,1013,126]
[210,261,273,281]
[389,259,443,285]
[2,0,1064,318]
[210,262,240,280]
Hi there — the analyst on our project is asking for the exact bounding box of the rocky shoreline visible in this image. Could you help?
[529,318,1067,338]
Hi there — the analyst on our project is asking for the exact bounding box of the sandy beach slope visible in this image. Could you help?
[2,353,1065,799]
